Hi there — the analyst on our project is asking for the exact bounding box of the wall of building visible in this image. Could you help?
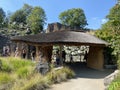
[87,46,104,70]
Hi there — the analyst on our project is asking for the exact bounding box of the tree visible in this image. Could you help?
[59,8,87,29]
[95,4,120,63]
[0,8,5,28]
[27,6,46,34]
[10,4,33,29]
[10,10,26,24]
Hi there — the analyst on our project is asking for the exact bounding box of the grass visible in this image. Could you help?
[0,72,14,84]
[0,57,75,90]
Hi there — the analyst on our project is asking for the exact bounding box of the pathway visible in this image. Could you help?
[47,63,114,90]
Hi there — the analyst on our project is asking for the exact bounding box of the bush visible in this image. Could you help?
[46,67,75,84]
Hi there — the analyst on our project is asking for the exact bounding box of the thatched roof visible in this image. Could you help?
[11,30,108,46]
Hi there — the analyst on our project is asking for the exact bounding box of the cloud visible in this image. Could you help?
[101,18,107,24]
[91,17,99,20]
[87,17,108,29]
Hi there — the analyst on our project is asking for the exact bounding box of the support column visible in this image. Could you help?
[35,46,40,61]
[59,45,63,65]
[16,42,22,57]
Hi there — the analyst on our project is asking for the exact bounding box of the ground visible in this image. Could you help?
[47,63,114,90]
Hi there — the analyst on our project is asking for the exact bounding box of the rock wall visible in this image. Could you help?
[46,22,87,33]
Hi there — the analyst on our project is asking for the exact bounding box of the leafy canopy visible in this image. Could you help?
[27,6,47,34]
[10,4,33,25]
[9,4,46,34]
[95,4,120,57]
[59,8,87,29]
[0,8,5,28]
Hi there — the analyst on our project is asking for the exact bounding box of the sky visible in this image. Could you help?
[0,0,117,29]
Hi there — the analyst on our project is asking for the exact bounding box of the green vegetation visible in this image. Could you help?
[0,8,5,28]
[0,4,47,36]
[95,3,120,65]
[59,8,88,29]
[94,2,120,89]
[0,57,75,90]
[108,60,120,90]
[27,6,46,34]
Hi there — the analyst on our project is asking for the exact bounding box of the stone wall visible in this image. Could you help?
[46,22,87,33]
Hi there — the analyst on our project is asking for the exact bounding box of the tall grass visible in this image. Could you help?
[0,72,14,84]
[0,57,75,90]
[0,57,34,72]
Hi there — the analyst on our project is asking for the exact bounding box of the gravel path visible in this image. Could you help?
[47,63,114,90]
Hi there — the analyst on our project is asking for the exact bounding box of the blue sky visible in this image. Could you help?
[0,0,116,29]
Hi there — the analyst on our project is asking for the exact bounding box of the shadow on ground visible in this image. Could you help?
[65,62,115,79]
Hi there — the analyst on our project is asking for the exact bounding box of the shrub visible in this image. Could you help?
[60,67,75,79]
[46,67,75,84]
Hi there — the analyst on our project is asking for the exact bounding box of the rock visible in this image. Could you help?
[35,61,50,75]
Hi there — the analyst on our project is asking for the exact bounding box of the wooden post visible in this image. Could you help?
[59,45,63,65]
[35,46,40,61]
[16,42,22,57]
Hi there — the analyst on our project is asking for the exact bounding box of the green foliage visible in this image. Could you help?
[108,75,120,90]
[95,4,120,61]
[16,66,34,78]
[21,74,49,90]
[117,59,120,69]
[108,59,120,90]
[9,4,33,30]
[10,10,26,24]
[1,61,13,72]
[0,57,75,90]
[108,81,120,90]
[59,8,87,29]
[0,57,34,72]
[0,73,13,84]
[46,67,75,84]
[27,6,47,34]
[0,7,6,28]
[10,4,33,24]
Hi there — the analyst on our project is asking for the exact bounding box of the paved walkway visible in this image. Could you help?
[47,63,114,90]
